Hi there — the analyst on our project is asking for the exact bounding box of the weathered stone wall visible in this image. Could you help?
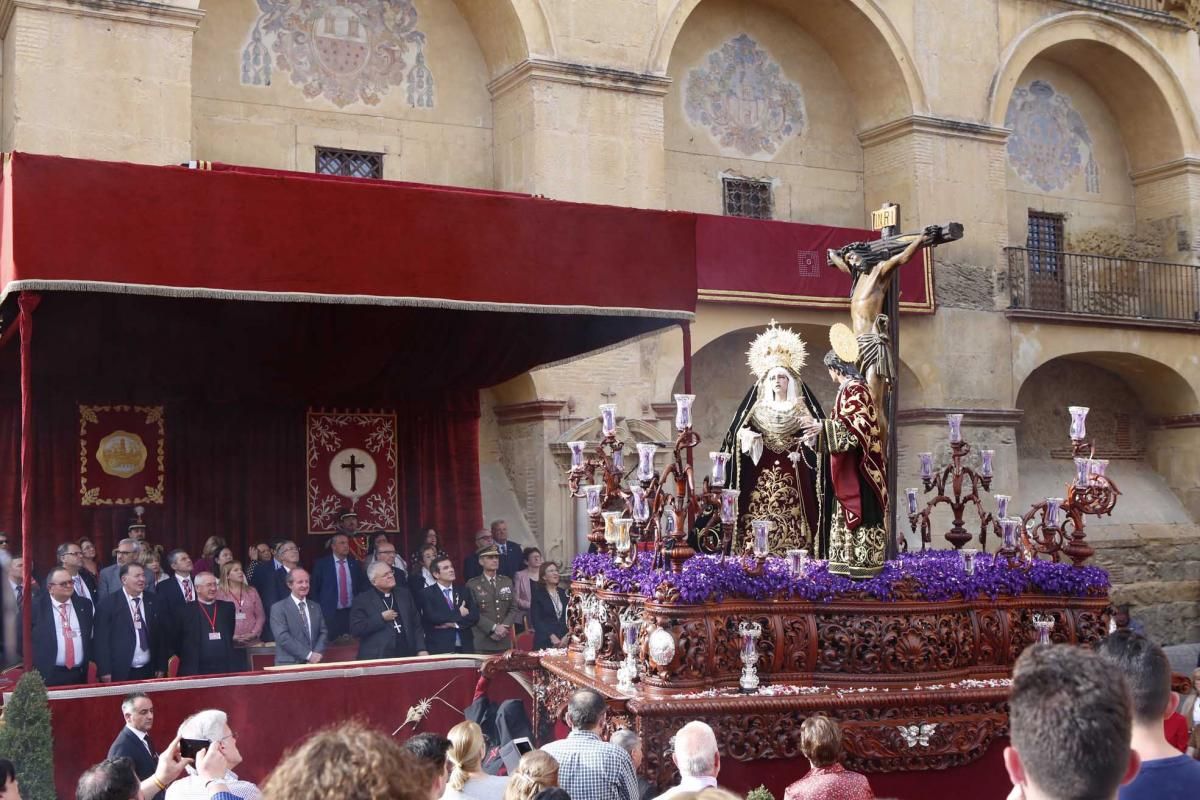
[1092,533,1200,645]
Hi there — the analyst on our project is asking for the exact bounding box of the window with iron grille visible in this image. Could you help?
[315,147,383,179]
[1027,211,1065,275]
[723,177,773,220]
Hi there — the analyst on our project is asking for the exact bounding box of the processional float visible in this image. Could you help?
[488,213,1119,790]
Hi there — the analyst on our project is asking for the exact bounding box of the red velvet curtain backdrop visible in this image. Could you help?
[0,390,481,576]
[0,293,499,574]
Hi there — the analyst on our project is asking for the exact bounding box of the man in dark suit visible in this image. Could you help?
[176,572,237,676]
[270,568,328,666]
[57,541,97,610]
[251,539,300,642]
[32,567,93,686]
[371,542,407,586]
[94,563,168,681]
[461,529,492,582]
[106,692,160,793]
[311,533,367,640]
[97,539,140,600]
[351,562,427,660]
[490,520,524,579]
[421,556,479,654]
[155,549,196,623]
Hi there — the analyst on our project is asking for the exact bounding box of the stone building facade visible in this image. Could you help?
[3,0,1198,640]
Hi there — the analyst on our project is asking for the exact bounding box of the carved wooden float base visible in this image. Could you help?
[566,583,1111,690]
[502,650,1011,784]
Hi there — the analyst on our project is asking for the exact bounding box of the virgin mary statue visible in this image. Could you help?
[718,322,832,557]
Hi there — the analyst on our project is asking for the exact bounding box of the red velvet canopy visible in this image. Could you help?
[0,153,697,604]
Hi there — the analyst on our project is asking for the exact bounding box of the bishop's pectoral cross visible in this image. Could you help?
[341,454,366,493]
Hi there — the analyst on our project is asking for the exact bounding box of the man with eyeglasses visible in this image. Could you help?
[57,540,97,610]
[169,709,260,799]
[350,561,427,660]
[31,566,93,686]
[251,539,301,643]
[99,539,142,599]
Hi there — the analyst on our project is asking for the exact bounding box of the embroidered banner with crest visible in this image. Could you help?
[79,405,166,506]
[306,410,399,535]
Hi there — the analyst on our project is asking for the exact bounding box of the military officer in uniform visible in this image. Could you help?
[466,544,519,654]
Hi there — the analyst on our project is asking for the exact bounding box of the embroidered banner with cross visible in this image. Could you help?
[305,410,399,535]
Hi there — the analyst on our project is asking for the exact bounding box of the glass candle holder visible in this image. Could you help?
[624,620,639,649]
[1090,459,1109,486]
[786,549,808,577]
[960,548,978,576]
[1045,497,1063,528]
[719,489,740,524]
[1000,516,1021,551]
[905,488,920,516]
[1068,406,1089,440]
[636,443,657,481]
[612,447,625,472]
[569,441,587,469]
[599,404,617,436]
[709,452,731,488]
[947,413,964,444]
[919,452,934,480]
[980,449,994,478]
[630,485,649,523]
[602,511,622,545]
[1074,457,1090,489]
[583,484,603,516]
[995,494,1011,519]
[674,394,696,431]
[663,508,677,537]
[614,518,633,552]
[750,519,770,558]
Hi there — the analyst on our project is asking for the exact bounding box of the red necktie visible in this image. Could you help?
[338,559,350,608]
[58,602,76,669]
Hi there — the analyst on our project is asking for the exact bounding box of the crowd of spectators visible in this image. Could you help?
[1,517,578,685]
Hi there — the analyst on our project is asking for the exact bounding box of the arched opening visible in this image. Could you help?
[992,13,1200,270]
[1014,354,1197,531]
[659,0,924,226]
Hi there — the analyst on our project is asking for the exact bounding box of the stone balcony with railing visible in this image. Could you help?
[1005,246,1200,328]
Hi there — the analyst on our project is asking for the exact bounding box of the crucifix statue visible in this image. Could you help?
[827,203,963,553]
[341,453,367,493]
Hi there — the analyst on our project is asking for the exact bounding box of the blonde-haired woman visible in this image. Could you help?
[502,751,558,800]
[216,560,265,664]
[442,721,508,800]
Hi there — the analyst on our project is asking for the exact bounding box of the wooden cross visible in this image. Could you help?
[341,453,366,493]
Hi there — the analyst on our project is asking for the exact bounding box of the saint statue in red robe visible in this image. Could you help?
[803,351,889,579]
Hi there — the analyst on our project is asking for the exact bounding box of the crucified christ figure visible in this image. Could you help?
[827,224,940,459]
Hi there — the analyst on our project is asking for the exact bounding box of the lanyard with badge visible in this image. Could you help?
[198,604,222,641]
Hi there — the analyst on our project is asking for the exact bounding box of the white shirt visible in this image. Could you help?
[439,774,509,800]
[166,770,260,800]
[124,724,154,756]
[123,589,152,668]
[1192,700,1200,726]
[69,571,93,605]
[293,595,314,659]
[51,599,84,667]
[174,573,195,600]
[652,775,718,800]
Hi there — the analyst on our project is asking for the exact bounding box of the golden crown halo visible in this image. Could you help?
[829,322,860,363]
[747,319,807,379]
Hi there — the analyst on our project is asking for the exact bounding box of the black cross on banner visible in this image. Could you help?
[341,454,366,493]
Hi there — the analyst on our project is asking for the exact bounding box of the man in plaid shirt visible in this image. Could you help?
[541,689,639,800]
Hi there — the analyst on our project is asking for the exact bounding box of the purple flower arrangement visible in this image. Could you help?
[572,550,1109,605]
